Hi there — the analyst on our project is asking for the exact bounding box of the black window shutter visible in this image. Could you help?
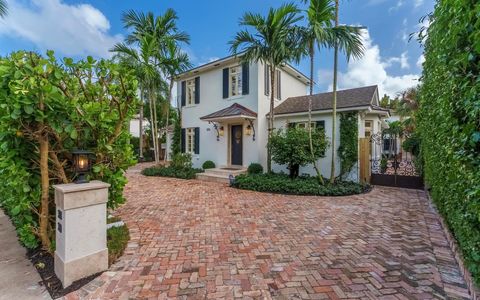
[222,68,229,99]
[316,121,325,131]
[181,81,186,106]
[264,65,269,96]
[194,127,200,154]
[181,128,186,153]
[194,77,200,104]
[277,70,282,100]
[242,62,249,95]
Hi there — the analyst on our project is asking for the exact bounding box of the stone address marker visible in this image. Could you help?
[53,181,110,287]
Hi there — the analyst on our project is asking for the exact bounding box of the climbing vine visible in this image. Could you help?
[338,112,358,178]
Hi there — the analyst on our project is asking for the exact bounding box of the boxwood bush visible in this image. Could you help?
[233,173,369,196]
[418,0,480,285]
[202,160,216,169]
[247,163,263,174]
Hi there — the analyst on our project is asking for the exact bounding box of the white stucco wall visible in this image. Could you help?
[179,59,308,169]
[129,118,149,138]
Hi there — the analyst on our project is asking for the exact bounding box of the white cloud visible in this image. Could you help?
[416,54,425,68]
[385,51,410,69]
[414,0,424,8]
[0,0,121,57]
[389,0,404,12]
[325,29,419,97]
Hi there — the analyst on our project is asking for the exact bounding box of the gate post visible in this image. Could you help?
[359,138,371,183]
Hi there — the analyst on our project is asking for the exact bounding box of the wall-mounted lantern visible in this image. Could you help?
[245,125,252,136]
[209,122,224,141]
[72,150,93,184]
[245,119,256,141]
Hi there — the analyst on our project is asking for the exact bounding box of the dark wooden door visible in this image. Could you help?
[231,125,243,165]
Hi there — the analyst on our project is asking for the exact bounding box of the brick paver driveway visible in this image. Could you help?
[70,169,471,299]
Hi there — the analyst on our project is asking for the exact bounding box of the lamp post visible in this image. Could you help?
[72,150,93,184]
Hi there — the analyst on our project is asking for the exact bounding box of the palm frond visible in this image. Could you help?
[0,0,7,18]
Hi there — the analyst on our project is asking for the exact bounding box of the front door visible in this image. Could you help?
[231,125,243,166]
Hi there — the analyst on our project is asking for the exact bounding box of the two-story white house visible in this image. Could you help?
[174,53,389,182]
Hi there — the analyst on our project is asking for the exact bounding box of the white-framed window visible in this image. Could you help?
[365,120,373,138]
[186,79,195,105]
[230,65,242,97]
[186,128,195,153]
[290,122,320,129]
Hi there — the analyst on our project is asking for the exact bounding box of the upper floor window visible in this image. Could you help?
[186,79,195,106]
[365,120,373,138]
[264,65,281,100]
[230,65,242,97]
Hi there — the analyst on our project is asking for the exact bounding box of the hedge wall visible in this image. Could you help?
[418,0,480,284]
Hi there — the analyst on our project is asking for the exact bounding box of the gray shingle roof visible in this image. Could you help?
[200,103,257,120]
[273,85,378,115]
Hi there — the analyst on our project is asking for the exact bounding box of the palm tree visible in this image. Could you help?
[329,0,364,183]
[230,3,305,172]
[112,34,163,163]
[160,40,192,162]
[0,0,7,18]
[302,0,364,183]
[117,9,190,162]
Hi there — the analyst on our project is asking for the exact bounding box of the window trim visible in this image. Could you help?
[186,79,196,106]
[186,128,195,154]
[229,65,243,98]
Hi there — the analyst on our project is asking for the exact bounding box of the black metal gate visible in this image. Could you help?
[370,131,423,189]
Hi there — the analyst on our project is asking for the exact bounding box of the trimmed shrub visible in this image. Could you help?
[202,160,216,169]
[142,166,203,179]
[247,163,263,175]
[233,173,369,196]
[107,224,130,266]
[418,0,480,284]
[171,153,193,169]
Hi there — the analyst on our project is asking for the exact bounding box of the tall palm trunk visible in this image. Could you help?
[308,41,324,184]
[164,79,174,163]
[330,0,339,183]
[267,65,276,173]
[152,89,160,162]
[139,88,144,160]
[148,85,159,164]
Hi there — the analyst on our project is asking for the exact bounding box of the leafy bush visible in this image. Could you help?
[418,0,480,285]
[402,133,420,156]
[269,127,328,178]
[202,160,216,169]
[107,224,130,266]
[247,163,263,175]
[171,153,193,169]
[142,166,203,179]
[233,173,369,196]
[0,51,138,250]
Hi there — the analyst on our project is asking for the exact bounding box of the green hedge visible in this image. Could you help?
[233,173,369,196]
[142,166,203,179]
[418,0,480,284]
[338,112,358,177]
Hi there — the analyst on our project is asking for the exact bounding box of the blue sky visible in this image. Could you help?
[0,0,433,97]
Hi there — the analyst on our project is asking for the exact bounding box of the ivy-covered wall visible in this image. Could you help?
[418,0,480,284]
[338,112,358,178]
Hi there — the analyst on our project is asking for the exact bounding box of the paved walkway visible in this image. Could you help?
[68,169,471,299]
[0,210,50,300]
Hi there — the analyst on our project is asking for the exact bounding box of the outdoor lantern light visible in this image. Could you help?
[245,125,252,136]
[219,126,224,136]
[72,150,93,184]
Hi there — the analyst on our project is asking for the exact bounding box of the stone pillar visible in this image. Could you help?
[53,181,110,288]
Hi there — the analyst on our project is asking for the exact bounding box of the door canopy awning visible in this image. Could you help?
[200,103,257,123]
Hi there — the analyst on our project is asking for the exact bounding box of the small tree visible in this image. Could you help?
[269,127,328,178]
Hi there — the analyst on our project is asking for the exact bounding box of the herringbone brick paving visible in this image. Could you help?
[66,166,471,299]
